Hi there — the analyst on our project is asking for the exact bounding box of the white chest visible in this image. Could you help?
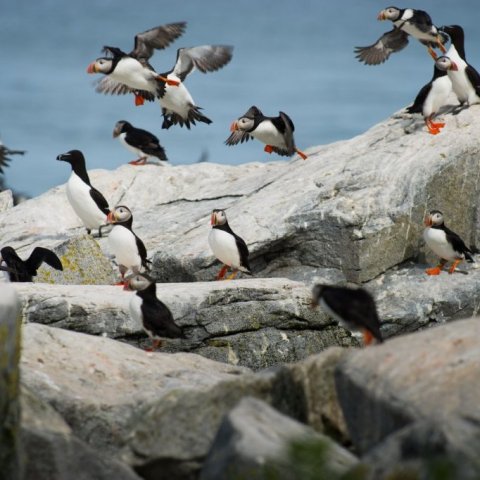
[158,76,194,115]
[129,294,144,325]
[108,225,142,270]
[208,228,241,269]
[118,133,142,157]
[423,75,452,116]
[111,58,155,92]
[423,227,460,260]
[251,121,286,148]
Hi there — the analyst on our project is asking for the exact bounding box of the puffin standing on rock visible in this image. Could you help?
[125,273,185,351]
[113,120,168,165]
[0,246,63,282]
[225,106,307,160]
[208,209,251,280]
[355,7,446,65]
[57,150,110,236]
[311,284,383,346]
[423,210,474,275]
[107,206,150,285]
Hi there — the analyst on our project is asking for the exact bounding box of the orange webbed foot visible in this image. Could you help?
[226,270,239,280]
[135,94,145,106]
[426,267,442,275]
[448,260,461,274]
[216,265,229,280]
[430,121,445,129]
[129,157,147,166]
[295,148,308,160]
[362,330,374,346]
[264,145,274,154]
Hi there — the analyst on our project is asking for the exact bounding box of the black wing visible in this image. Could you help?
[233,233,251,272]
[465,65,480,97]
[89,188,110,216]
[406,81,432,114]
[1,249,28,282]
[131,22,187,60]
[411,10,434,33]
[141,298,185,339]
[0,144,25,174]
[224,130,253,146]
[126,128,167,160]
[323,287,382,341]
[134,234,149,270]
[26,247,63,274]
[443,226,474,261]
[355,28,409,65]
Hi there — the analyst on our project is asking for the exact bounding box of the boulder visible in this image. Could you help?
[0,285,22,480]
[199,397,357,480]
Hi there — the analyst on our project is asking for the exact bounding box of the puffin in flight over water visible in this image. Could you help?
[57,150,110,236]
[208,209,251,280]
[0,246,63,282]
[406,65,451,135]
[423,210,474,275]
[107,205,150,285]
[225,106,307,160]
[87,22,187,106]
[113,120,168,165]
[355,7,447,65]
[311,284,383,346]
[124,273,185,351]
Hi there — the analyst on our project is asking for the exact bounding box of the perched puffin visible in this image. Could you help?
[113,120,168,165]
[311,284,383,346]
[208,209,251,280]
[87,22,187,106]
[57,150,110,236]
[124,273,185,351]
[0,141,25,174]
[106,205,149,284]
[355,7,446,65]
[423,210,474,275]
[406,66,452,134]
[225,106,307,160]
[0,246,63,282]
[435,55,480,106]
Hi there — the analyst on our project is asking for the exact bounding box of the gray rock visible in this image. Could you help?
[199,397,357,480]
[13,279,356,370]
[21,387,141,480]
[335,317,480,455]
[0,285,22,480]
[0,189,13,212]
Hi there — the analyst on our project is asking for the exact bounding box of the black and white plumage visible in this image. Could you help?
[107,205,149,284]
[311,284,383,346]
[0,246,62,282]
[57,150,110,235]
[0,141,25,175]
[87,22,187,104]
[355,7,446,65]
[208,209,251,280]
[423,210,474,275]
[225,106,307,160]
[125,273,185,351]
[113,120,168,165]
[406,66,451,134]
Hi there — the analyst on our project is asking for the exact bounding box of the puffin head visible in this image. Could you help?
[435,56,458,71]
[123,272,154,292]
[87,57,114,75]
[377,7,401,21]
[424,210,444,227]
[113,120,130,138]
[210,209,227,226]
[230,106,262,133]
[107,205,132,224]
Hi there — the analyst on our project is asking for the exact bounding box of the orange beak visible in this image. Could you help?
[377,11,386,20]
[424,215,433,227]
[123,282,131,291]
[210,212,216,225]
[106,211,115,223]
[230,121,238,132]
[86,62,97,74]
[449,61,459,71]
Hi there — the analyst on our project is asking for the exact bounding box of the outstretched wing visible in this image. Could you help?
[26,247,63,273]
[131,22,187,60]
[94,77,155,102]
[171,45,234,81]
[0,143,25,174]
[354,28,409,65]
[224,130,253,146]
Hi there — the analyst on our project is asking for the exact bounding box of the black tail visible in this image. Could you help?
[162,106,212,130]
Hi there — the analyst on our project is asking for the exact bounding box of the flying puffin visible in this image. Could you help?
[423,210,474,275]
[311,284,383,346]
[124,273,185,351]
[406,66,452,134]
[355,7,447,65]
[225,106,308,160]
[57,150,110,236]
[0,141,25,174]
[113,120,168,165]
[87,22,187,106]
[106,205,149,285]
[208,209,251,280]
[435,55,480,106]
[0,246,63,282]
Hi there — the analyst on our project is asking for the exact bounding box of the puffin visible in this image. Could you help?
[225,106,308,160]
[124,273,185,351]
[208,209,251,280]
[311,284,383,346]
[0,141,25,174]
[355,7,446,65]
[406,66,452,134]
[0,246,63,282]
[423,210,474,275]
[57,150,110,236]
[87,22,187,106]
[113,120,168,165]
[106,205,149,285]
[435,55,480,106]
